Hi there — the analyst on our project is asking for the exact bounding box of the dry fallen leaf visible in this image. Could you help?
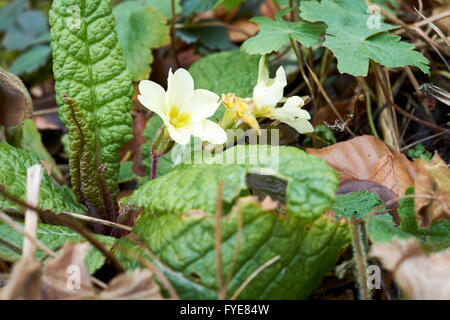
[307,135,415,195]
[98,269,162,300]
[0,67,33,146]
[414,152,450,228]
[41,241,95,299]
[1,257,42,300]
[228,19,259,42]
[371,238,450,300]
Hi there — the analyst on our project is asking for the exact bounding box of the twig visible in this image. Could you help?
[400,132,446,152]
[230,255,280,300]
[306,64,356,137]
[61,211,133,231]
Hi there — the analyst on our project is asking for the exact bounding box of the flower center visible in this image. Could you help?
[168,106,191,129]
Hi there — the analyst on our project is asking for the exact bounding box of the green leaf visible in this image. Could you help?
[368,187,450,252]
[182,0,217,16]
[408,143,432,161]
[0,221,115,274]
[118,161,137,183]
[9,45,51,76]
[0,0,27,31]
[299,0,430,76]
[22,119,64,183]
[332,190,384,220]
[133,145,339,221]
[114,2,170,81]
[138,0,181,18]
[0,142,86,214]
[215,0,246,11]
[116,197,350,299]
[242,8,326,55]
[189,50,260,119]
[49,0,134,198]
[302,124,336,148]
[177,24,234,51]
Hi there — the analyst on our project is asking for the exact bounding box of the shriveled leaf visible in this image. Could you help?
[117,197,350,299]
[0,142,86,214]
[189,50,260,119]
[242,8,325,55]
[413,153,450,227]
[0,257,42,299]
[368,187,450,253]
[307,135,415,196]
[0,220,115,274]
[299,0,430,76]
[371,238,450,300]
[114,2,170,81]
[0,66,32,146]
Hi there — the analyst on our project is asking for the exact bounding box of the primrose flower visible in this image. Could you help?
[222,56,314,134]
[138,68,227,145]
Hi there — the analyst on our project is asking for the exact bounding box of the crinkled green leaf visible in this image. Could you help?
[9,45,51,76]
[49,0,134,197]
[368,187,450,252]
[189,50,260,119]
[134,145,339,221]
[0,221,115,274]
[117,198,350,299]
[114,2,170,81]
[299,0,430,76]
[242,8,326,55]
[332,190,384,220]
[0,142,86,214]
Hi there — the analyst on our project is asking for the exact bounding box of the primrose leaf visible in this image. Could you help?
[299,0,430,76]
[133,145,338,221]
[9,45,51,76]
[117,198,350,299]
[189,50,260,119]
[114,2,170,81]
[242,8,326,55]
[368,187,450,252]
[0,142,86,214]
[0,221,115,274]
[49,0,134,198]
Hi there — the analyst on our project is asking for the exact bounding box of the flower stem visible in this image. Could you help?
[350,217,371,300]
[151,154,160,180]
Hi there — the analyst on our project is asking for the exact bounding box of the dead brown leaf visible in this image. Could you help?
[98,269,162,300]
[228,20,259,42]
[414,153,450,228]
[0,67,32,146]
[370,238,450,300]
[307,135,415,196]
[1,257,42,300]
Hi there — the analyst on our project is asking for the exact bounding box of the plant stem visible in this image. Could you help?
[171,0,180,66]
[151,154,160,180]
[350,218,371,300]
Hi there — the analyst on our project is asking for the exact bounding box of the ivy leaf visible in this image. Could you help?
[368,187,450,252]
[299,0,430,76]
[114,2,170,81]
[242,8,326,55]
[117,198,350,299]
[189,50,260,119]
[0,221,115,274]
[9,45,51,76]
[0,142,86,214]
[49,0,134,198]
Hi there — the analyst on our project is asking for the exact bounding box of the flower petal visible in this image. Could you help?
[167,125,191,145]
[284,118,314,134]
[253,65,287,109]
[182,89,220,121]
[257,55,269,85]
[167,68,194,109]
[272,96,309,122]
[138,80,168,116]
[191,119,227,145]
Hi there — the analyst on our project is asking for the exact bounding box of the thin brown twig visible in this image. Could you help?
[400,132,446,152]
